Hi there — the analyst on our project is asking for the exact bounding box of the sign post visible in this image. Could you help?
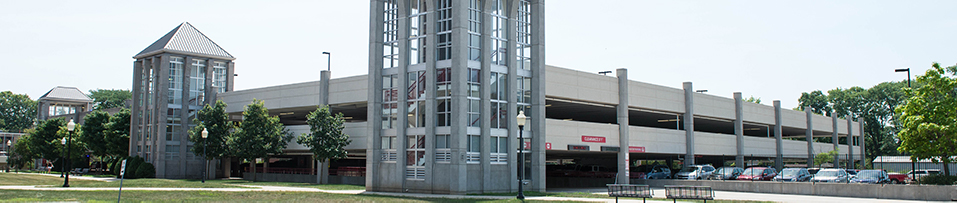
[117,160,127,203]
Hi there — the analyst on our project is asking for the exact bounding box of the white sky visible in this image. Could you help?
[2,1,955,109]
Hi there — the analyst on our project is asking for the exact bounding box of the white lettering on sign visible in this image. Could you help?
[628,146,645,153]
[545,142,552,150]
[119,160,128,176]
[581,135,606,143]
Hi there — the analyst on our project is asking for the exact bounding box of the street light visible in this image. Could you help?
[60,137,66,177]
[322,52,331,71]
[6,140,11,173]
[201,128,208,183]
[894,67,915,183]
[64,119,75,187]
[515,111,527,200]
[895,68,911,87]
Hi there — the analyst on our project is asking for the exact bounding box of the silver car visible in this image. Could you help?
[674,165,715,180]
[810,168,849,183]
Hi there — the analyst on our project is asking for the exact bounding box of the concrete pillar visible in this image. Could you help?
[682,82,695,167]
[733,93,744,168]
[805,107,814,167]
[859,119,866,168]
[847,117,854,169]
[774,101,783,171]
[181,56,193,178]
[449,0,470,193]
[365,0,385,191]
[318,70,330,184]
[529,0,547,193]
[130,60,143,157]
[616,68,629,184]
[155,54,170,178]
[832,112,839,167]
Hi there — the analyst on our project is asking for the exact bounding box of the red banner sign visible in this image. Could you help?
[581,135,606,143]
[628,146,645,153]
[545,142,552,150]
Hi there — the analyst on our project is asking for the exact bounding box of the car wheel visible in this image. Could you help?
[891,179,900,184]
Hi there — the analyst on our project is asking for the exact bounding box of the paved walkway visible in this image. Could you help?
[549,187,948,203]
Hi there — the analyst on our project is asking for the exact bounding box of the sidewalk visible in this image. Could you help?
[24,172,120,182]
[548,187,948,203]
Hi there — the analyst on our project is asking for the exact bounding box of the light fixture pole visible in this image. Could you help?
[895,68,915,183]
[60,137,66,177]
[64,119,75,187]
[6,140,11,173]
[515,111,527,200]
[201,128,208,183]
[322,52,331,71]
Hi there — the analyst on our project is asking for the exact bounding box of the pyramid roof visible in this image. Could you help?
[38,86,93,103]
[134,22,235,60]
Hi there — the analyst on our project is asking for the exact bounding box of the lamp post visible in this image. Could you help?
[64,119,75,187]
[894,68,915,183]
[515,111,527,200]
[60,137,66,177]
[201,128,208,183]
[6,140,11,173]
[322,52,331,71]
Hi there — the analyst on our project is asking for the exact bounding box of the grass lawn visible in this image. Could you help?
[229,180,366,190]
[478,191,774,203]
[0,190,573,203]
[0,173,363,189]
[0,173,99,186]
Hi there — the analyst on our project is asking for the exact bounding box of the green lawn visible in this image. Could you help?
[0,190,572,203]
[0,173,363,189]
[0,173,99,186]
[230,181,366,190]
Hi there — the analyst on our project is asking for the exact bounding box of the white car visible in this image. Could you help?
[810,168,849,183]
[674,165,715,180]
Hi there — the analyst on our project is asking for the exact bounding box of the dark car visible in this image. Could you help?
[773,168,811,182]
[737,167,777,181]
[639,165,672,179]
[709,167,744,180]
[807,168,821,175]
[850,170,890,184]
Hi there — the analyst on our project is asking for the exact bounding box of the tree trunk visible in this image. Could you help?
[944,159,951,177]
[251,158,257,182]
[320,159,330,184]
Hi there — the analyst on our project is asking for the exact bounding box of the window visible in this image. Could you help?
[490,72,507,128]
[436,0,452,60]
[381,136,397,162]
[468,68,481,127]
[490,136,507,164]
[436,68,451,126]
[516,0,531,70]
[383,0,399,68]
[165,145,179,159]
[408,71,426,127]
[435,134,451,162]
[407,135,426,179]
[409,0,428,65]
[467,135,480,163]
[490,0,507,65]
[467,0,481,61]
[213,61,227,93]
[382,75,398,129]
[517,76,531,126]
[168,57,184,105]
[188,59,205,106]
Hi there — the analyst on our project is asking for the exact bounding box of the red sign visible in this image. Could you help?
[581,136,606,143]
[545,142,552,150]
[524,142,531,150]
[628,146,645,153]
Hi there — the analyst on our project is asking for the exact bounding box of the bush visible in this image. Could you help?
[135,162,156,178]
[918,175,957,185]
[115,156,151,179]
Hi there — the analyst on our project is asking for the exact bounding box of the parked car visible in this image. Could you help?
[810,168,850,183]
[905,169,941,183]
[632,164,671,179]
[850,170,890,184]
[737,167,777,181]
[807,168,822,175]
[773,168,811,182]
[887,172,908,184]
[709,167,744,180]
[674,165,716,180]
[644,165,672,179]
[845,169,860,179]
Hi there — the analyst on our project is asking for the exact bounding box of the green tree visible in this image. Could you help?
[190,101,233,160]
[9,134,35,172]
[88,89,132,110]
[105,109,131,157]
[79,111,111,157]
[896,62,957,176]
[0,91,37,132]
[297,105,350,184]
[229,99,292,181]
[29,118,66,161]
[814,150,839,167]
[796,90,832,116]
[743,96,761,104]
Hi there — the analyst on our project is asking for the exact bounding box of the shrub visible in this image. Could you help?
[918,175,957,185]
[115,156,148,178]
[135,162,156,178]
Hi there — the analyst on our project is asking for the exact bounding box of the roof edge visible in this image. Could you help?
[133,49,237,61]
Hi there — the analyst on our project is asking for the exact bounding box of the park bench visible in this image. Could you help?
[606,184,652,203]
[664,185,714,203]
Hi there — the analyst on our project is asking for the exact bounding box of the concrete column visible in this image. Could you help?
[859,120,866,168]
[480,2,493,191]
[529,0,547,192]
[181,56,192,178]
[505,0,520,192]
[366,0,386,191]
[774,100,783,171]
[847,117,854,169]
[805,107,814,168]
[318,70,330,184]
[130,60,143,157]
[449,0,470,194]
[733,93,744,168]
[422,0,438,192]
[616,68,629,184]
[395,0,410,190]
[155,54,170,178]
[682,82,695,167]
[832,112,839,167]
[226,62,235,92]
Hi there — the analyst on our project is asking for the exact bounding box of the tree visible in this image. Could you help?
[88,89,132,110]
[814,150,839,167]
[796,90,831,116]
[79,111,111,157]
[9,134,34,172]
[229,99,292,181]
[190,101,233,160]
[743,96,761,104]
[105,109,131,157]
[29,118,66,161]
[0,91,37,132]
[297,105,350,184]
[896,62,957,176]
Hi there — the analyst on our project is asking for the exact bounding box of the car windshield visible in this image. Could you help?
[816,170,841,177]
[742,168,763,175]
[781,169,801,176]
[853,171,881,179]
[679,167,698,173]
[717,168,735,175]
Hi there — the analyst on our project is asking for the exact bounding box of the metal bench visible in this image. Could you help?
[606,184,653,203]
[664,185,714,203]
